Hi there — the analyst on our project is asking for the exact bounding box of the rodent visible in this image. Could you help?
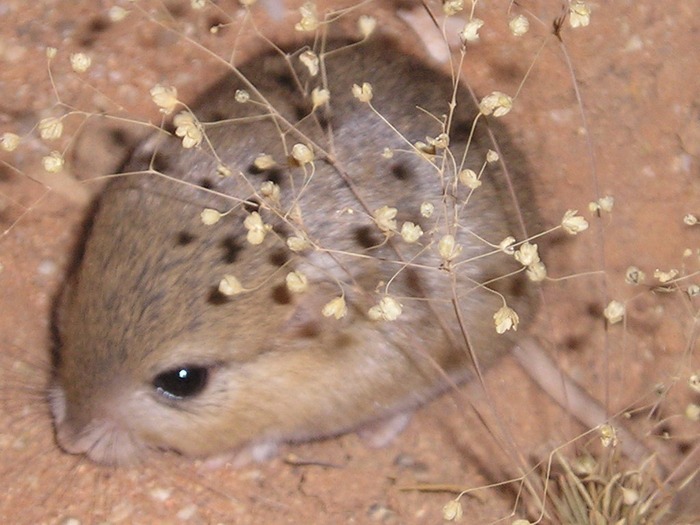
[50,37,538,466]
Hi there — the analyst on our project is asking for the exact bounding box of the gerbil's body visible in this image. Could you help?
[51,38,537,465]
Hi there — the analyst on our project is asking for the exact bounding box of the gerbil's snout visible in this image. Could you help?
[49,384,145,466]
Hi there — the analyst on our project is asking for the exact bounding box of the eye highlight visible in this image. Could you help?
[153,366,209,400]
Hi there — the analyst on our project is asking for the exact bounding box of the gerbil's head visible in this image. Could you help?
[47,176,309,466]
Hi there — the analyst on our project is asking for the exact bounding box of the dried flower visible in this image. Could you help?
[352,82,373,103]
[625,266,645,285]
[286,271,308,293]
[514,242,540,267]
[561,209,589,234]
[173,111,203,148]
[420,202,434,218]
[295,2,320,32]
[438,234,462,263]
[459,18,484,43]
[1,132,20,152]
[509,15,529,36]
[373,206,397,234]
[459,168,481,189]
[108,6,129,22]
[322,296,347,319]
[200,208,222,225]
[442,0,464,16]
[150,85,179,114]
[599,424,618,448]
[244,211,271,245]
[291,143,314,165]
[234,89,250,103]
[526,261,547,282]
[311,87,329,108]
[260,181,280,206]
[358,15,376,39]
[38,117,63,141]
[589,195,614,213]
[683,213,698,226]
[254,154,276,170]
[299,50,319,76]
[42,151,64,172]
[569,1,591,28]
[499,237,516,254]
[400,222,423,243]
[219,274,244,296]
[494,305,519,334]
[654,268,678,283]
[70,52,91,73]
[603,300,625,324]
[479,91,513,117]
[287,234,310,252]
[442,499,463,521]
[486,149,499,163]
[368,296,403,321]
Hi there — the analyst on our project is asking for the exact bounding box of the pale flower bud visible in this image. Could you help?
[459,169,481,189]
[479,91,513,117]
[235,89,250,103]
[295,2,320,32]
[150,85,179,114]
[291,143,314,165]
[244,211,271,245]
[526,261,547,282]
[561,209,589,234]
[200,208,222,225]
[299,50,319,76]
[400,222,423,243]
[322,296,347,320]
[42,151,64,172]
[358,15,377,39]
[493,305,519,333]
[173,111,203,148]
[1,132,20,152]
[70,52,91,73]
[499,236,516,254]
[420,202,434,218]
[442,0,464,16]
[442,499,463,521]
[219,275,244,296]
[438,234,462,263]
[603,300,625,324]
[459,18,484,43]
[38,117,63,141]
[286,271,308,293]
[509,15,529,36]
[368,296,403,321]
[352,82,373,103]
[253,154,276,170]
[514,242,540,267]
[311,87,329,108]
[373,206,397,234]
[569,1,591,28]
[287,235,310,252]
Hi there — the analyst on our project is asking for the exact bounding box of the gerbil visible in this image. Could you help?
[50,38,537,466]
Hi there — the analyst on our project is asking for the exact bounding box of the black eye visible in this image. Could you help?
[153,366,209,400]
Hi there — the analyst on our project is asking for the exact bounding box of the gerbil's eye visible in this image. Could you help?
[153,366,209,400]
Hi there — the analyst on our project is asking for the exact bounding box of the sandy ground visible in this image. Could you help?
[0,1,698,523]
